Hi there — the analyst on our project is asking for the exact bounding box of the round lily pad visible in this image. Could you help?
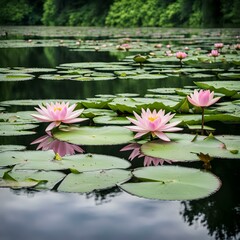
[120,166,221,200]
[58,169,132,193]
[0,145,26,152]
[141,133,240,161]
[53,126,134,145]
[0,123,37,136]
[0,73,34,82]
[14,152,131,172]
[93,115,131,125]
[0,170,65,190]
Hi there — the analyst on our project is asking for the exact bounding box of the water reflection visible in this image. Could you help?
[180,159,240,240]
[120,143,172,166]
[31,133,84,157]
[0,188,211,240]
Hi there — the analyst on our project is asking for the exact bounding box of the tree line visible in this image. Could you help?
[0,0,239,27]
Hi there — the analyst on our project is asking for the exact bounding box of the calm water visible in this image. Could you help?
[0,33,239,240]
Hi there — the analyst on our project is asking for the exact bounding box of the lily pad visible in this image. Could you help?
[0,99,79,106]
[0,150,55,167]
[0,170,65,190]
[58,169,132,193]
[53,126,134,145]
[93,115,131,125]
[0,145,26,152]
[0,123,37,136]
[194,81,240,97]
[120,166,221,200]
[0,73,34,82]
[14,152,131,172]
[141,133,240,162]
[82,108,117,118]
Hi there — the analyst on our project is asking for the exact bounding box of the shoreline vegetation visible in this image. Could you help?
[0,0,239,28]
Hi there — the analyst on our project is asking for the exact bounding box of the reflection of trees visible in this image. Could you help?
[180,159,240,240]
[85,187,122,205]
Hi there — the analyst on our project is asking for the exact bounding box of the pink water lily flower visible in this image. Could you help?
[187,89,221,107]
[126,108,182,141]
[176,51,188,60]
[31,102,87,131]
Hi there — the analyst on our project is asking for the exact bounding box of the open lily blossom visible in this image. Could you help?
[126,108,182,141]
[31,102,87,131]
[187,89,221,108]
[176,51,187,60]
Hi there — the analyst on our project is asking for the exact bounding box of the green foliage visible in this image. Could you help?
[0,0,239,27]
[0,0,32,25]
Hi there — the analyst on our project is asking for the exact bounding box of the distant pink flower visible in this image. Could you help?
[187,89,221,108]
[176,51,187,60]
[235,44,240,50]
[214,43,224,49]
[31,134,84,157]
[209,49,220,57]
[126,108,182,141]
[31,102,87,131]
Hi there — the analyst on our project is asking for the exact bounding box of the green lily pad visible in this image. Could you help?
[0,111,38,123]
[58,169,132,193]
[141,133,240,162]
[93,115,131,125]
[194,81,240,97]
[107,97,183,114]
[0,150,55,167]
[81,98,112,109]
[53,126,134,145]
[14,153,131,172]
[0,170,65,190]
[218,73,240,80]
[0,73,34,82]
[12,67,57,73]
[0,99,79,106]
[120,166,221,200]
[82,108,117,118]
[0,123,37,136]
[0,145,26,152]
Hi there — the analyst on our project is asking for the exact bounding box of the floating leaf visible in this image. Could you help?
[93,115,131,125]
[0,123,37,136]
[58,169,131,193]
[14,152,131,171]
[194,81,240,97]
[141,133,240,162]
[120,166,221,200]
[53,126,134,145]
[0,73,34,82]
[0,150,55,167]
[0,145,26,152]
[0,170,65,189]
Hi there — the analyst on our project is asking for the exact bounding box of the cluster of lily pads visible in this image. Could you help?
[0,28,240,201]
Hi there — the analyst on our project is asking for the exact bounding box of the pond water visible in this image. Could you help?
[0,27,239,240]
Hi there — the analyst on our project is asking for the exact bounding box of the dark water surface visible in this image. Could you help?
[0,31,239,240]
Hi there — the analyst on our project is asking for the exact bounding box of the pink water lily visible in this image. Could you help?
[187,89,221,108]
[31,102,87,131]
[187,89,221,135]
[176,51,187,60]
[126,108,182,141]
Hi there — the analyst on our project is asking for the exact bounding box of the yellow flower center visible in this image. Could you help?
[148,116,158,122]
[54,107,62,112]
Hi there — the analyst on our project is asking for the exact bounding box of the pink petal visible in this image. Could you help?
[154,131,171,141]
